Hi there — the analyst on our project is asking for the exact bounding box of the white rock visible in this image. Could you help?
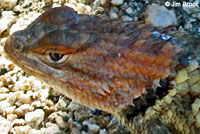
[5,106,16,115]
[101,0,107,6]
[7,92,17,105]
[38,88,49,101]
[67,102,83,111]
[0,11,16,34]
[97,7,104,13]
[111,0,124,5]
[109,12,118,19]
[0,93,9,101]
[0,87,9,93]
[197,13,200,20]
[31,79,46,91]
[29,129,41,134]
[17,93,32,104]
[7,114,18,121]
[82,120,100,133]
[81,131,88,134]
[55,116,65,128]
[0,100,11,113]
[13,125,32,134]
[31,101,42,108]
[145,3,177,27]
[100,129,108,134]
[25,109,44,128]
[64,3,76,10]
[13,119,25,126]
[126,7,134,15]
[76,3,87,14]
[183,2,200,14]
[12,80,30,92]
[56,98,67,110]
[41,122,60,134]
[0,115,13,134]
[71,127,81,134]
[121,16,133,21]
[14,104,34,117]
[192,98,200,115]
[196,111,200,128]
[0,0,17,9]
[68,118,82,130]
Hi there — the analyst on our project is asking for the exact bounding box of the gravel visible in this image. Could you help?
[0,0,199,134]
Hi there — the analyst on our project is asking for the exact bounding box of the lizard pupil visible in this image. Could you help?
[49,53,64,61]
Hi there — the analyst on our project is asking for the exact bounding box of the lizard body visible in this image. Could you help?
[4,6,200,134]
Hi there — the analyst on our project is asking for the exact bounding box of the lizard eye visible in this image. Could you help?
[48,53,68,63]
[49,53,63,61]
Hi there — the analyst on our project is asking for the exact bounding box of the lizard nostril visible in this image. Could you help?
[14,38,24,52]
[12,34,26,52]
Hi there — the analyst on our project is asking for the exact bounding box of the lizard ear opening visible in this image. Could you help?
[47,53,69,64]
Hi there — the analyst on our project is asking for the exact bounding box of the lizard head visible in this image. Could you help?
[4,6,136,114]
[4,6,176,115]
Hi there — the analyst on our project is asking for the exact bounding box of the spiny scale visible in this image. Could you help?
[4,6,200,134]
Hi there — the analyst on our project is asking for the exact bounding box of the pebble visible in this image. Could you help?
[0,100,11,114]
[6,114,18,121]
[197,13,200,20]
[122,16,133,21]
[31,101,42,108]
[14,104,34,117]
[13,119,25,126]
[97,7,104,13]
[100,0,107,6]
[192,98,200,115]
[17,93,32,104]
[29,129,41,134]
[198,27,200,34]
[68,118,82,130]
[55,116,65,128]
[41,122,60,134]
[0,115,13,134]
[0,68,8,76]
[82,120,100,133]
[145,3,177,27]
[196,112,200,127]
[55,97,67,110]
[0,0,17,9]
[71,127,81,134]
[13,125,32,134]
[25,109,45,128]
[109,12,118,19]
[125,7,134,15]
[5,106,16,115]
[7,92,17,105]
[183,3,200,14]
[111,0,124,5]
[0,11,16,34]
[67,102,83,111]
[38,88,49,101]
[81,131,88,134]
[100,128,108,134]
[0,93,9,100]
[121,2,128,10]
